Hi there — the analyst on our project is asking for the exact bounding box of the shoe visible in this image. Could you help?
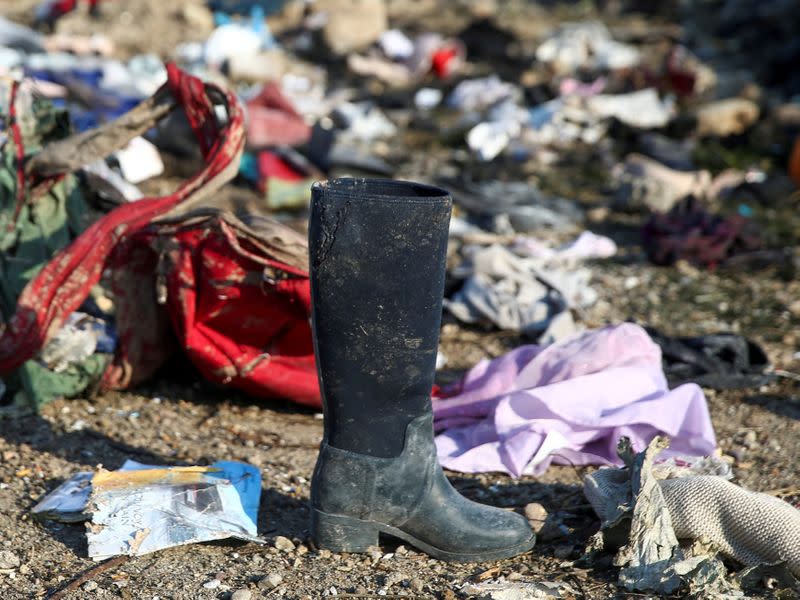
[308,177,535,562]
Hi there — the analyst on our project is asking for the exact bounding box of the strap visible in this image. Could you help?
[0,64,245,374]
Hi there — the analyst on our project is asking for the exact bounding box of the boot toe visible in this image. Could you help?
[465,502,536,553]
[399,472,536,560]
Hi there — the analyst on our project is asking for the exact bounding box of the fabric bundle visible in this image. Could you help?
[433,323,717,476]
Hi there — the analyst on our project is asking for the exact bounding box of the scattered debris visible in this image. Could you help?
[0,550,20,572]
[695,98,760,137]
[32,460,263,560]
[32,470,93,522]
[462,579,576,599]
[434,324,716,477]
[584,437,800,595]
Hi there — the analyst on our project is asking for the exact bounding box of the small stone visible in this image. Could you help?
[789,300,800,318]
[409,577,424,593]
[274,536,295,552]
[82,581,99,592]
[203,579,221,590]
[295,544,308,556]
[0,551,20,570]
[743,430,758,448]
[265,573,283,589]
[443,590,457,600]
[624,276,640,290]
[728,447,746,463]
[677,260,701,278]
[587,206,610,222]
[508,572,525,581]
[524,503,548,533]
[231,590,252,600]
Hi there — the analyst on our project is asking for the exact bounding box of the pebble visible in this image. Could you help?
[0,550,20,570]
[231,590,252,600]
[409,577,424,593]
[274,536,295,552]
[728,447,746,463]
[203,579,221,590]
[265,573,283,589]
[524,503,548,533]
[743,430,758,448]
[82,580,99,592]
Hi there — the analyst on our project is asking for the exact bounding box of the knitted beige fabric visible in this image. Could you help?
[660,476,800,576]
[585,469,800,576]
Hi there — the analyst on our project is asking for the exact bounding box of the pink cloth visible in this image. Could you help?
[245,82,311,149]
[432,323,717,476]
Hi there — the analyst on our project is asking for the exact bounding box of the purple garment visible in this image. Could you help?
[432,323,716,476]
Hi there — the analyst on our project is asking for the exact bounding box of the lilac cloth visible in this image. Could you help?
[432,323,717,476]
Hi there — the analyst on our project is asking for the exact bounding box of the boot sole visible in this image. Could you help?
[311,508,536,563]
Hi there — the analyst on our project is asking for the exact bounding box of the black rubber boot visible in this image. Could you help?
[308,178,535,562]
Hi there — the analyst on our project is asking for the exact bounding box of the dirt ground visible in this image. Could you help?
[2,234,799,599]
[1,0,799,599]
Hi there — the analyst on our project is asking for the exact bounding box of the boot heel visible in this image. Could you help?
[311,509,379,553]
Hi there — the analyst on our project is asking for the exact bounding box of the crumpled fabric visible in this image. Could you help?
[444,243,597,342]
[432,323,717,477]
[0,64,250,410]
[0,76,108,410]
[447,75,519,112]
[513,231,617,265]
[348,33,465,87]
[445,179,584,232]
[586,89,675,129]
[586,438,800,582]
[535,21,640,73]
[645,327,773,390]
[245,82,310,149]
[642,197,762,267]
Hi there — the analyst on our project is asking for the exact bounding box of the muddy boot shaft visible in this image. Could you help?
[308,178,535,562]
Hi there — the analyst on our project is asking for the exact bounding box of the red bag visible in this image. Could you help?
[0,64,321,408]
